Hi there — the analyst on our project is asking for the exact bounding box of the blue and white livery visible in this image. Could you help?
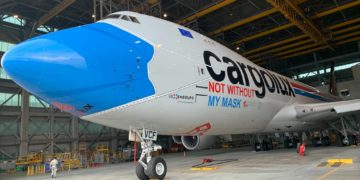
[2,11,360,179]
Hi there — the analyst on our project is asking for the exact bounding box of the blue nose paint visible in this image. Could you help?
[2,22,155,116]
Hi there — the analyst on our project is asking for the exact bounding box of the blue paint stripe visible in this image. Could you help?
[294,89,331,102]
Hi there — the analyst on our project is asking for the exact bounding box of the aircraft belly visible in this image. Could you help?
[83,85,283,135]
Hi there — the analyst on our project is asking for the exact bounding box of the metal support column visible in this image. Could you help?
[20,90,29,156]
[111,128,118,153]
[341,117,349,144]
[71,116,79,153]
[49,106,55,153]
[99,0,104,19]
[93,0,97,21]
[313,52,322,84]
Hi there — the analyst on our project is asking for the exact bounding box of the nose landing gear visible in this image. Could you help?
[130,128,167,180]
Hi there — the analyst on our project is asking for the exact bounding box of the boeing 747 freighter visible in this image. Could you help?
[2,11,360,179]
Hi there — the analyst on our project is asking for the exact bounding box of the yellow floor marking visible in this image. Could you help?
[326,162,333,167]
[317,162,328,167]
[327,159,353,164]
[316,163,343,180]
[190,166,219,171]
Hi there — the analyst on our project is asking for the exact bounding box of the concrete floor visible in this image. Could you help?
[1,145,359,180]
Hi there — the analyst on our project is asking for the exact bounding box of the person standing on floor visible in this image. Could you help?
[50,157,59,178]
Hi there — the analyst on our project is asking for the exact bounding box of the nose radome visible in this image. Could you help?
[1,22,155,116]
[2,38,86,94]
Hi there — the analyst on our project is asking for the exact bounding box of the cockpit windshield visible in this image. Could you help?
[104,14,140,24]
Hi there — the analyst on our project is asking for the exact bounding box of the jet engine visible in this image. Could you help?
[172,136,182,144]
[180,135,215,150]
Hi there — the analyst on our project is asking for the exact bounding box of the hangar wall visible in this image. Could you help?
[0,68,129,160]
[315,65,360,100]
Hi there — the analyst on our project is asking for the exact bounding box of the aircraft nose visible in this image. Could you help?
[1,22,155,116]
[2,38,84,92]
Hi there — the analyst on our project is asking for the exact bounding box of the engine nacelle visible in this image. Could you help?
[181,135,215,150]
[172,136,182,144]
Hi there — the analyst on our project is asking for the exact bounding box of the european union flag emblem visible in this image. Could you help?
[178,28,193,39]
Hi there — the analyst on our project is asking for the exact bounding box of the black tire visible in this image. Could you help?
[145,157,167,179]
[136,163,149,180]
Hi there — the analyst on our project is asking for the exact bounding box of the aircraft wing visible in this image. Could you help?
[294,99,360,122]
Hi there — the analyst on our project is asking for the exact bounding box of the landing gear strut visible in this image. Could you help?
[340,118,349,145]
[131,128,167,180]
[329,117,352,146]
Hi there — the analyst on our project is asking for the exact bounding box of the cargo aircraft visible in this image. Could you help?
[2,11,360,179]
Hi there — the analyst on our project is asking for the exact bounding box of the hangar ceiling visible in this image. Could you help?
[0,0,360,83]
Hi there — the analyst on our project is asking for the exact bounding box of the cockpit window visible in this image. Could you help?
[121,15,130,21]
[129,16,140,23]
[105,14,140,24]
[105,14,121,19]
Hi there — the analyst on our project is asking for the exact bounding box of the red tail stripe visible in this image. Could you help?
[290,82,316,92]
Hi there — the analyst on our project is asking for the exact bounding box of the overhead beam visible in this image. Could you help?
[0,0,12,6]
[288,51,360,70]
[278,36,360,60]
[37,0,76,26]
[209,0,308,36]
[234,1,359,47]
[247,39,312,59]
[329,17,360,30]
[177,0,236,24]
[312,0,360,18]
[272,31,360,61]
[266,0,326,42]
[268,42,322,58]
[30,0,76,36]
[251,25,360,62]
[332,23,360,36]
[242,14,360,56]
[0,21,27,43]
[0,1,16,10]
[257,37,360,65]
[250,19,360,61]
[16,1,84,25]
[242,35,307,56]
[232,23,294,45]
[209,8,278,35]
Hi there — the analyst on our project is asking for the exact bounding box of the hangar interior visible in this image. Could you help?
[0,0,360,177]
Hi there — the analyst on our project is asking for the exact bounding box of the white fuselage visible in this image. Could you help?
[81,12,337,136]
